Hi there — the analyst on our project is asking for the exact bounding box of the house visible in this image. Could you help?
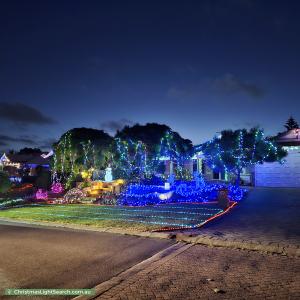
[255,129,300,187]
[0,152,50,181]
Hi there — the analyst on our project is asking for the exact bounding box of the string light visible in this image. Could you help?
[118,182,246,206]
[57,204,222,215]
[12,202,226,229]
[199,129,286,184]
[0,198,25,208]
[14,207,215,221]
[63,188,86,203]
[51,182,64,194]
[35,189,48,200]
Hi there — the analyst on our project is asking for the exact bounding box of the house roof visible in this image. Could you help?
[276,129,300,146]
[5,153,50,166]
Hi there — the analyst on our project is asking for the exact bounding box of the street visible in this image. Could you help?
[0,221,173,299]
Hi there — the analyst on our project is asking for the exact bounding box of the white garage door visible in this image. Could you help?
[255,148,300,187]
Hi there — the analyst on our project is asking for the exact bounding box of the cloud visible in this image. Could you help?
[212,74,265,99]
[0,102,57,125]
[167,87,190,99]
[167,74,265,102]
[100,118,134,132]
[39,138,57,150]
[0,134,57,151]
[172,65,197,75]
[0,134,37,145]
[232,121,261,129]
[244,121,261,128]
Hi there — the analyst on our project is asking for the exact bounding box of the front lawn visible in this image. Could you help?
[0,203,225,231]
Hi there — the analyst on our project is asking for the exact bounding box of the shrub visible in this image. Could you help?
[35,167,51,190]
[0,172,12,194]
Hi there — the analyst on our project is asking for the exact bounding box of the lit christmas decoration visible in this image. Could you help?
[11,203,237,231]
[104,166,113,182]
[81,168,93,180]
[114,138,154,180]
[63,188,86,203]
[36,189,48,200]
[199,128,287,186]
[118,182,246,206]
[0,198,25,208]
[51,182,64,194]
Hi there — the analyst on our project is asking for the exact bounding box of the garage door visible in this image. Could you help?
[255,148,300,187]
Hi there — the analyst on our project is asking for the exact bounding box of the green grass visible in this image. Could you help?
[0,203,223,231]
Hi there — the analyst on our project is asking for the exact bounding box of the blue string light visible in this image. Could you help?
[118,181,246,206]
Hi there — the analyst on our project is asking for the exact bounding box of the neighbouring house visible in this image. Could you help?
[0,152,50,182]
[255,129,300,187]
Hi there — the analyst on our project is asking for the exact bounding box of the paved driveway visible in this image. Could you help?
[0,221,173,299]
[197,187,300,247]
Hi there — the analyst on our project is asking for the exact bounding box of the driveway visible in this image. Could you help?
[196,187,300,247]
[0,221,173,299]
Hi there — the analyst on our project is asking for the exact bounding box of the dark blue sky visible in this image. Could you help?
[0,0,299,151]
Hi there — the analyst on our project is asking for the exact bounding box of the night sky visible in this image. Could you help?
[0,0,300,151]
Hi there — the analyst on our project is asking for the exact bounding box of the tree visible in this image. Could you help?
[200,128,287,186]
[159,130,192,158]
[35,166,51,190]
[116,123,193,170]
[18,148,42,155]
[116,123,171,158]
[0,171,11,194]
[113,138,153,180]
[159,130,193,177]
[53,128,114,184]
[284,116,299,131]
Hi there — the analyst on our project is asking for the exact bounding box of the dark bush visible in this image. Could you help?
[35,166,51,190]
[0,172,12,194]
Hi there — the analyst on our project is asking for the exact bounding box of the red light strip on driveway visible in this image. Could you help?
[154,201,237,232]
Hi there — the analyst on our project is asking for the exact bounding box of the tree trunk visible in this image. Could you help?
[170,160,174,175]
[236,169,241,187]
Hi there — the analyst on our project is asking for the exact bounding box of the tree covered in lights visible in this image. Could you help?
[53,128,113,185]
[159,130,193,178]
[116,123,193,179]
[200,128,287,186]
[117,123,192,157]
[113,138,155,180]
[284,116,299,131]
[116,123,171,154]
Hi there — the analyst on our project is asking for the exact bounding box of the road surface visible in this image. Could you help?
[0,221,173,299]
